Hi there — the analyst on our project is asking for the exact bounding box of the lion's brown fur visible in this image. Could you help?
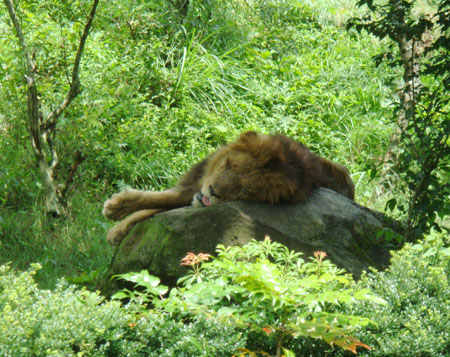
[103,132,354,245]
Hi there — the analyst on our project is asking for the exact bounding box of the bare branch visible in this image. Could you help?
[60,151,87,199]
[45,0,100,128]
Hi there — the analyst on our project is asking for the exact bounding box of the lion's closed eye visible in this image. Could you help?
[209,185,220,198]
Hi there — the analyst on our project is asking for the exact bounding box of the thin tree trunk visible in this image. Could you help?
[379,34,432,195]
[38,160,62,216]
[380,4,432,182]
[4,0,99,216]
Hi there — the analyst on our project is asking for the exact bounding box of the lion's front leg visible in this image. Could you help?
[106,208,165,246]
[103,187,192,221]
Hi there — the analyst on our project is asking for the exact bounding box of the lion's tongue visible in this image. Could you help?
[202,195,211,207]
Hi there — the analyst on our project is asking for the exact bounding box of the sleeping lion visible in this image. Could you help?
[103,131,355,245]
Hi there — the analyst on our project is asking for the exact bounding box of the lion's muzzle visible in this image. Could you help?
[194,192,211,207]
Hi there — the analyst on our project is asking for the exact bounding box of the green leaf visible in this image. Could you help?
[217,306,238,316]
[423,247,437,258]
[111,291,129,300]
[113,270,168,296]
[282,347,296,357]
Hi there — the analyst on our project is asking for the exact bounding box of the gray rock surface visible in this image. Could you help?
[101,188,398,295]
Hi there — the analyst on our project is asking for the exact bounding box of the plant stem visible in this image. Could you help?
[276,334,285,357]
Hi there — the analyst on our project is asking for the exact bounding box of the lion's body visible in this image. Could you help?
[103,132,355,245]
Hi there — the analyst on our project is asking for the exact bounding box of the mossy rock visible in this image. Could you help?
[101,188,400,296]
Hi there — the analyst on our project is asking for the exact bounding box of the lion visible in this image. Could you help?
[103,131,355,245]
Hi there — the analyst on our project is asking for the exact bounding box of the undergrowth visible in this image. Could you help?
[2,233,447,356]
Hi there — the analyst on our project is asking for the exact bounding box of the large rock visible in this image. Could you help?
[101,188,399,295]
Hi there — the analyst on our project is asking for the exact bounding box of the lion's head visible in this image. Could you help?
[192,132,302,207]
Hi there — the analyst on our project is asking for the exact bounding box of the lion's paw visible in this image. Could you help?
[106,222,129,246]
[103,189,141,221]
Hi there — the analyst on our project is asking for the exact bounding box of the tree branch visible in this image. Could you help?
[60,151,87,199]
[44,0,100,129]
[3,0,34,76]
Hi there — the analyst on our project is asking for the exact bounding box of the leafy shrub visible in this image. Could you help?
[0,264,244,356]
[0,264,126,355]
[4,234,448,356]
[115,237,385,356]
[344,232,450,356]
[348,0,450,240]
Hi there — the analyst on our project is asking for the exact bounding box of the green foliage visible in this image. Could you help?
[1,0,395,199]
[393,85,450,239]
[0,263,245,356]
[112,270,169,304]
[0,263,130,355]
[3,233,449,356]
[68,0,394,196]
[346,231,450,356]
[115,238,384,355]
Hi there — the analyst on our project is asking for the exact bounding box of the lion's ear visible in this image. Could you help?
[233,131,260,155]
[238,131,258,143]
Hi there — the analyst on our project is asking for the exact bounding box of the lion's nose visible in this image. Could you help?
[196,192,204,203]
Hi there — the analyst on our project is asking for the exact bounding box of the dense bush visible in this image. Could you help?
[0,264,244,356]
[0,239,383,356]
[348,231,450,356]
[286,231,450,357]
[2,233,449,355]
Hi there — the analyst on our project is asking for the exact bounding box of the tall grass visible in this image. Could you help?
[0,196,113,289]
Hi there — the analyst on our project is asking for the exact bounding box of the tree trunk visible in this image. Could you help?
[380,37,422,178]
[38,159,64,216]
[380,5,432,181]
[4,0,99,216]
